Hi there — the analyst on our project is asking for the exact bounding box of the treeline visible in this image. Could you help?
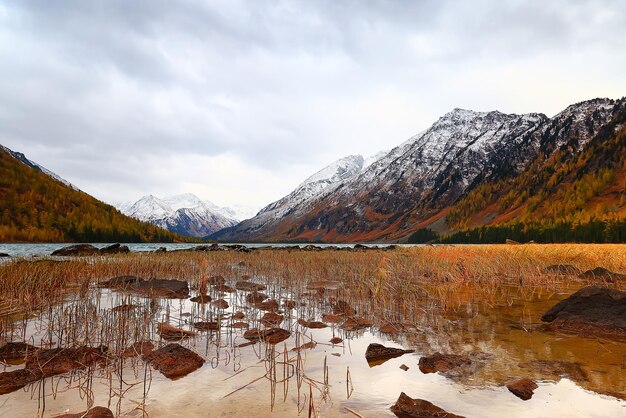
[0,149,194,243]
[408,218,626,244]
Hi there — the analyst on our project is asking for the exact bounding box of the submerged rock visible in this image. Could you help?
[254,299,279,311]
[190,294,212,303]
[340,316,374,331]
[143,343,204,379]
[506,378,538,400]
[540,286,626,338]
[0,369,40,394]
[246,291,268,304]
[243,328,291,344]
[57,406,114,418]
[235,281,267,291]
[100,276,189,298]
[391,392,465,418]
[329,337,343,344]
[292,341,316,352]
[298,319,328,329]
[365,343,414,365]
[418,353,471,374]
[193,321,220,332]
[211,299,229,309]
[25,346,108,377]
[261,312,284,327]
[0,342,37,362]
[520,359,588,382]
[578,267,626,282]
[157,323,197,341]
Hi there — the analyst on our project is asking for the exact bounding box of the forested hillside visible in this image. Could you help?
[0,147,190,243]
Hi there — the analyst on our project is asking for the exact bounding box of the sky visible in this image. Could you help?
[0,0,625,212]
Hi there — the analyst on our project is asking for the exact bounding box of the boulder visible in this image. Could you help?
[506,378,538,400]
[190,294,212,303]
[0,342,37,362]
[193,321,220,332]
[0,369,40,394]
[329,337,343,344]
[253,299,279,311]
[391,392,464,418]
[99,275,142,289]
[365,343,414,365]
[154,247,167,253]
[246,291,268,304]
[0,253,10,258]
[57,406,114,418]
[261,312,284,327]
[99,243,130,254]
[99,276,189,298]
[51,244,100,256]
[540,286,626,338]
[418,353,471,374]
[143,343,204,379]
[211,299,229,309]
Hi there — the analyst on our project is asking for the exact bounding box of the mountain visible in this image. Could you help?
[0,144,187,243]
[119,194,238,237]
[215,97,626,243]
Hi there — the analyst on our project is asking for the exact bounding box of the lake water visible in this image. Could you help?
[0,242,401,258]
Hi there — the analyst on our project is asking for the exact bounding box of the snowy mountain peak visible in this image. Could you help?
[300,155,364,186]
[162,193,206,211]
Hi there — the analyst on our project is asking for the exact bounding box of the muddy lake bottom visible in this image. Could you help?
[0,250,625,417]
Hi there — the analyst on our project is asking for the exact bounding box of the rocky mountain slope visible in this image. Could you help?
[0,144,186,243]
[119,194,239,237]
[215,97,626,242]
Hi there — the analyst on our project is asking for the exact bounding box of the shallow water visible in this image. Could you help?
[0,269,624,417]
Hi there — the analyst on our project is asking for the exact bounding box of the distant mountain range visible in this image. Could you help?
[3,97,624,244]
[214,97,626,243]
[116,194,244,238]
[0,145,189,243]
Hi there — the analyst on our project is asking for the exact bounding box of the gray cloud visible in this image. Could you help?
[0,0,624,208]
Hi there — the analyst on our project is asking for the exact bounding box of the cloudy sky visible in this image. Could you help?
[1,0,625,212]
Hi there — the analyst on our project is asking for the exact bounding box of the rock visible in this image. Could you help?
[418,353,471,374]
[261,312,284,327]
[329,337,343,344]
[520,360,588,382]
[0,253,10,258]
[298,319,328,329]
[578,267,626,282]
[292,341,317,352]
[99,243,130,254]
[56,406,114,418]
[213,284,236,293]
[233,311,245,319]
[122,341,154,358]
[340,316,373,331]
[322,313,344,323]
[284,300,297,309]
[25,346,107,377]
[505,239,520,245]
[543,264,581,275]
[0,369,40,394]
[157,323,197,341]
[243,328,291,344]
[333,300,355,315]
[51,244,100,256]
[143,343,204,379]
[229,321,249,329]
[193,321,220,332]
[506,378,538,400]
[400,364,409,371]
[246,291,268,304]
[99,275,142,288]
[206,275,226,285]
[100,276,189,298]
[154,247,167,253]
[0,342,37,362]
[379,322,405,334]
[540,286,626,338]
[365,343,414,365]
[391,392,464,418]
[254,299,279,311]
[211,299,229,309]
[190,294,212,303]
[235,281,267,291]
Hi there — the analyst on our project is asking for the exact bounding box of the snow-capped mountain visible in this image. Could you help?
[215,97,625,242]
[0,144,77,190]
[119,194,239,237]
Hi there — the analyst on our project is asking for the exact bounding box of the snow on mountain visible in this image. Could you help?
[0,144,77,190]
[119,193,238,237]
